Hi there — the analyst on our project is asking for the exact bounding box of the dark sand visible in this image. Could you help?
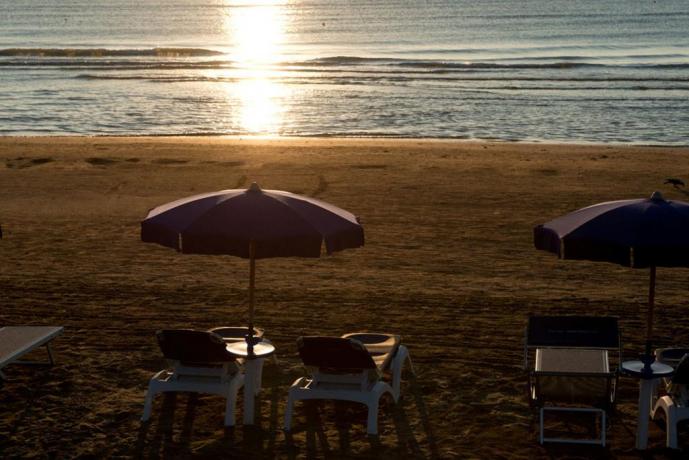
[1,137,689,458]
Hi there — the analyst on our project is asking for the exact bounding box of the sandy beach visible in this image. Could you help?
[2,136,689,458]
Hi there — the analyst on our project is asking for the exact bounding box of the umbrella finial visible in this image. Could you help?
[248,182,262,193]
[650,191,665,202]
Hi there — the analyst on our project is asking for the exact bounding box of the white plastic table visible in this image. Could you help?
[226,340,275,425]
[621,360,674,449]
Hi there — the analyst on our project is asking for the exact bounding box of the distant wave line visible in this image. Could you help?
[0,47,223,57]
[2,51,689,72]
[71,73,689,91]
[301,54,689,67]
[72,73,689,83]
[4,61,689,72]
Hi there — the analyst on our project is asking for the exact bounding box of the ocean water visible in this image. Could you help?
[1,0,688,144]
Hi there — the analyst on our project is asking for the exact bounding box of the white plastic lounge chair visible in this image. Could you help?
[524,316,620,446]
[284,332,413,435]
[142,329,244,426]
[652,353,689,449]
[0,326,63,380]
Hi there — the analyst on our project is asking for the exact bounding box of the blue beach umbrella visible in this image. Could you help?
[534,191,689,360]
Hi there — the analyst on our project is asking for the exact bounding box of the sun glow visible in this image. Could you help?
[222,1,290,135]
[235,74,287,134]
[226,1,287,65]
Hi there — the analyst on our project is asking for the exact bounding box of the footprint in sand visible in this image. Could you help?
[85,157,119,166]
[5,157,54,169]
[312,175,328,197]
[152,158,189,165]
[350,163,388,170]
[533,168,559,176]
[234,175,247,188]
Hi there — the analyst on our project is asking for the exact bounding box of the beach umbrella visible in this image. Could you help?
[534,191,689,360]
[141,182,364,350]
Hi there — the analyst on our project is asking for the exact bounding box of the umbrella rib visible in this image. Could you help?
[175,194,239,246]
[146,189,236,220]
[269,190,359,223]
[261,193,328,239]
[179,192,327,252]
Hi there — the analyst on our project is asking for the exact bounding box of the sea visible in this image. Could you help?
[1,0,688,144]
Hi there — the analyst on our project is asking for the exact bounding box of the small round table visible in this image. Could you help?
[621,360,674,450]
[226,340,276,425]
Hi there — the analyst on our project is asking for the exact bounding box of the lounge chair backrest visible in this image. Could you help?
[673,354,689,384]
[667,354,689,406]
[526,316,619,349]
[297,336,376,371]
[156,329,235,364]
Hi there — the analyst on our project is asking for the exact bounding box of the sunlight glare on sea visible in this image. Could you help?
[222,0,290,135]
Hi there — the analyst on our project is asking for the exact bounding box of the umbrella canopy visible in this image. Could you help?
[142,182,364,258]
[534,191,689,269]
[141,182,364,348]
[534,191,689,355]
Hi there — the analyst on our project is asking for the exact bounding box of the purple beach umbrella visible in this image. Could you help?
[534,191,689,362]
[141,182,364,350]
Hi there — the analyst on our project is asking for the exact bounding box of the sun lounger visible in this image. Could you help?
[142,329,244,426]
[524,316,620,446]
[284,332,413,435]
[652,353,689,448]
[0,326,63,380]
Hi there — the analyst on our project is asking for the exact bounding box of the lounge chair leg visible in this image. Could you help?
[391,345,411,402]
[667,405,679,449]
[539,407,545,444]
[142,387,155,422]
[406,353,415,376]
[284,392,295,431]
[45,343,55,366]
[366,399,380,435]
[652,396,681,449]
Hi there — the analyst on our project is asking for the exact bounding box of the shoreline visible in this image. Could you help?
[2,134,688,149]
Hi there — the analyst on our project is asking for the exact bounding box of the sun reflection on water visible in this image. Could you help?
[223,1,289,136]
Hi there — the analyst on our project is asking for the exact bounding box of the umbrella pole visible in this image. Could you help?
[247,240,256,353]
[644,265,656,362]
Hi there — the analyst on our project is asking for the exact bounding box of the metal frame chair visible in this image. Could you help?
[524,315,620,446]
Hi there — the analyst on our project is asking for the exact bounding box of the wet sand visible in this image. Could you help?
[1,137,689,458]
